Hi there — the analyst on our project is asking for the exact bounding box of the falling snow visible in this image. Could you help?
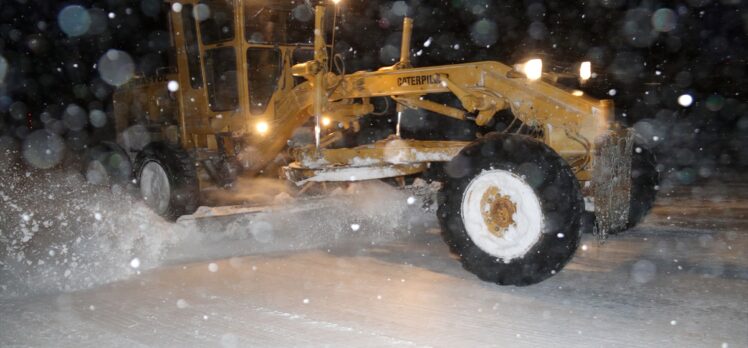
[0,0,745,346]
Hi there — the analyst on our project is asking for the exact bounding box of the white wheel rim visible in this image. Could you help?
[461,169,543,262]
[140,161,171,215]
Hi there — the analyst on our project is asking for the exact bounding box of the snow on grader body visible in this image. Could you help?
[102,0,657,285]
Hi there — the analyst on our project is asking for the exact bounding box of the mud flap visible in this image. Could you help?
[592,129,634,240]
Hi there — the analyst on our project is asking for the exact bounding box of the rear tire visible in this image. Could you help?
[135,143,199,220]
[437,134,584,286]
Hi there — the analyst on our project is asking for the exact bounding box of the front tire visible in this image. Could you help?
[135,143,199,220]
[438,134,584,286]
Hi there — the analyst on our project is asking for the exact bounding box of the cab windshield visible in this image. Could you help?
[244,2,314,44]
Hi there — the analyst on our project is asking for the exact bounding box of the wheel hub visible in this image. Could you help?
[461,169,543,261]
[479,186,517,238]
[140,161,171,215]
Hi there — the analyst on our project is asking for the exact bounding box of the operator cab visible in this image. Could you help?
[167,0,322,149]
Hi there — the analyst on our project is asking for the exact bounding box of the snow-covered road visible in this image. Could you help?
[1,178,747,347]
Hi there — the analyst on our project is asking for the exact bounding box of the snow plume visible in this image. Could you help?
[202,176,298,206]
[169,180,432,262]
[0,156,181,299]
[0,147,432,298]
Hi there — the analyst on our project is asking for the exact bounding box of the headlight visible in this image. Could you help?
[523,59,543,81]
[579,61,591,81]
[256,121,269,135]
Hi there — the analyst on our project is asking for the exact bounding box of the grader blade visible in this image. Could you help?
[175,182,435,240]
[176,196,341,228]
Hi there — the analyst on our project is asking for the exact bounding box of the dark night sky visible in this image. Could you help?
[0,0,746,179]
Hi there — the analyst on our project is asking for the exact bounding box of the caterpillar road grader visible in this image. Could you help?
[88,0,658,285]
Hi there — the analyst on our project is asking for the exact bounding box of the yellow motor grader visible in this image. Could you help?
[92,0,658,285]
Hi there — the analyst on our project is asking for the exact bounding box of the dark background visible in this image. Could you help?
[0,0,746,187]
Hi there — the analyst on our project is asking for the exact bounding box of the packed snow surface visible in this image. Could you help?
[1,160,746,347]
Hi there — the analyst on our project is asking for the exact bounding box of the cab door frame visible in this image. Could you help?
[169,0,248,150]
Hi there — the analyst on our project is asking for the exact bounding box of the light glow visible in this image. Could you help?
[332,0,341,4]
[678,94,693,107]
[523,59,542,81]
[256,121,269,134]
[321,117,332,126]
[580,61,591,81]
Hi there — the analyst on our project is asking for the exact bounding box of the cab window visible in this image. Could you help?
[244,3,313,44]
[205,47,238,111]
[198,0,235,45]
[247,48,281,114]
